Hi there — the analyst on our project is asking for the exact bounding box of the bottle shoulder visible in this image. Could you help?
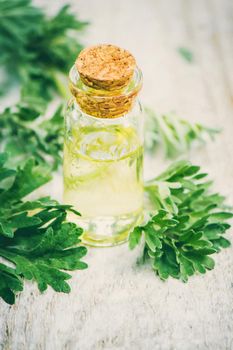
[66,98,143,119]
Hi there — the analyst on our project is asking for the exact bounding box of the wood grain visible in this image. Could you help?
[1,0,233,349]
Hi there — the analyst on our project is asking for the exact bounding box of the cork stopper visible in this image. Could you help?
[70,44,142,118]
[75,44,136,91]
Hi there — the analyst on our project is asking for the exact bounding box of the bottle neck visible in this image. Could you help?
[69,65,142,119]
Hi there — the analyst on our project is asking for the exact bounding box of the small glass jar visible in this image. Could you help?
[63,48,144,247]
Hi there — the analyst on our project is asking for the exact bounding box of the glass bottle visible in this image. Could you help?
[63,44,144,247]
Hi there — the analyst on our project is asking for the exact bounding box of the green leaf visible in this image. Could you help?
[0,155,88,304]
[11,212,42,229]
[0,263,23,305]
[0,159,51,205]
[177,47,194,62]
[129,226,143,250]
[131,161,232,282]
[208,212,233,220]
[0,103,65,170]
[145,226,162,250]
[0,0,88,104]
[144,108,220,158]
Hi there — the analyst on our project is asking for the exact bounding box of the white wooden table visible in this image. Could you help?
[1,0,233,349]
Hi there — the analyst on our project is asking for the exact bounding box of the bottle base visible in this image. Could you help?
[81,229,129,247]
[67,210,143,247]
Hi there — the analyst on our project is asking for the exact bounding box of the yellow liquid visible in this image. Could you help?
[63,124,143,246]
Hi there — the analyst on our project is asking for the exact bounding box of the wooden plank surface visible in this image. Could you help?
[1,0,233,349]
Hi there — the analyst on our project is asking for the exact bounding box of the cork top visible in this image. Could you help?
[75,44,136,91]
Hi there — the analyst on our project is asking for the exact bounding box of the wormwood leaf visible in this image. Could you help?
[129,226,142,250]
[0,154,88,304]
[0,0,88,103]
[177,47,194,62]
[145,108,220,158]
[0,263,23,305]
[130,161,232,282]
[0,103,64,170]
[0,159,51,205]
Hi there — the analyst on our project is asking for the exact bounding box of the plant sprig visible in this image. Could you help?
[0,153,87,304]
[177,47,194,63]
[0,0,88,105]
[145,107,220,158]
[130,161,232,281]
[0,103,64,170]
